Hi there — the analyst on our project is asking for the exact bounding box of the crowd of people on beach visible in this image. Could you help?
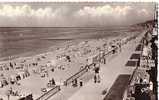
[64,32,139,88]
[0,29,140,100]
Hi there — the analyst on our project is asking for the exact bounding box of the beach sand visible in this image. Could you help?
[0,28,142,100]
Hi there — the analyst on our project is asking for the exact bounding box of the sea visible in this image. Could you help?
[0,27,134,60]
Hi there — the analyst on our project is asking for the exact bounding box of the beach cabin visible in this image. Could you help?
[0,77,8,88]
[87,53,100,66]
[87,56,93,65]
[47,60,56,68]
[3,63,9,71]
[9,71,30,84]
[40,65,47,72]
[9,74,17,84]
[14,64,24,70]
[121,37,128,45]
[17,71,27,79]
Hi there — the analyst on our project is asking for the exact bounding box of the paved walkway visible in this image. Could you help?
[48,31,145,100]
[67,33,144,100]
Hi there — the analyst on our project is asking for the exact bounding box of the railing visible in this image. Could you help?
[35,34,137,100]
[63,35,137,87]
[64,66,89,86]
[36,86,61,100]
[104,47,118,56]
[64,46,119,86]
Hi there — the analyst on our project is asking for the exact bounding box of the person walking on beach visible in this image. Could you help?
[94,63,101,83]
[79,78,83,87]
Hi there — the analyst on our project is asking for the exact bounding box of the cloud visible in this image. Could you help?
[74,5,153,26]
[0,4,155,27]
[77,5,128,17]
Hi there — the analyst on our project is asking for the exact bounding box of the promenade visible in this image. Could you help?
[68,33,141,100]
[49,31,145,100]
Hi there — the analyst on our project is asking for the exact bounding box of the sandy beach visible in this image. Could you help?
[0,2,157,100]
[0,27,142,100]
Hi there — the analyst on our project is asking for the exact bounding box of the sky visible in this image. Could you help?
[0,2,156,27]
